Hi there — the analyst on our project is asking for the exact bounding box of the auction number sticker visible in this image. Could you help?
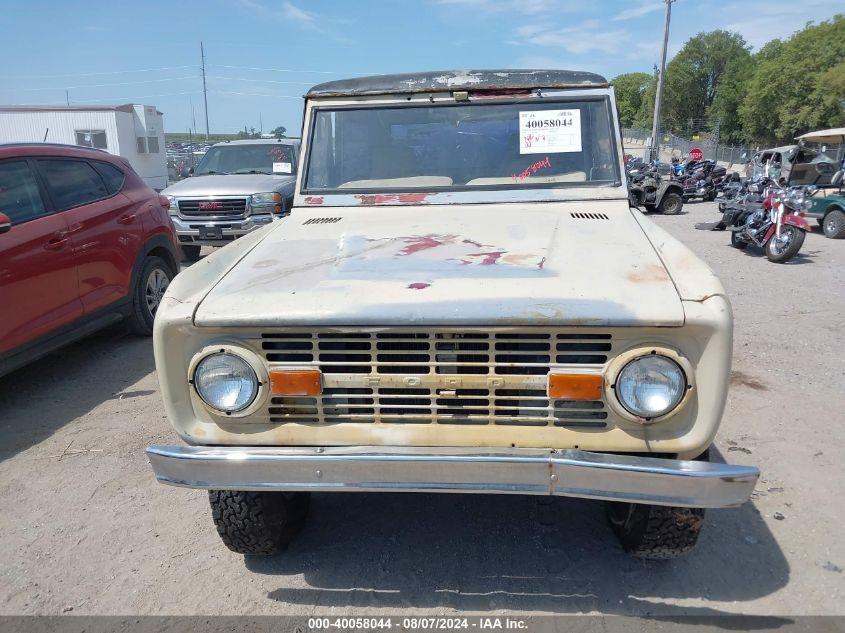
[519,109,581,154]
[273,161,292,174]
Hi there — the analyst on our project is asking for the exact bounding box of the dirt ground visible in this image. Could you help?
[1,200,843,616]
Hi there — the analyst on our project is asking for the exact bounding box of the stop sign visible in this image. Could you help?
[689,147,703,161]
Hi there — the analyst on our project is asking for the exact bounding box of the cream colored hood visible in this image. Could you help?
[193,201,685,327]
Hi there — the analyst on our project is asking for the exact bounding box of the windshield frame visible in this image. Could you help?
[298,91,624,203]
[194,142,298,177]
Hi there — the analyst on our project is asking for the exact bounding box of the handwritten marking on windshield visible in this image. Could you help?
[513,156,551,181]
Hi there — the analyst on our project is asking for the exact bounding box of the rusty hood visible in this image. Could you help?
[193,201,685,327]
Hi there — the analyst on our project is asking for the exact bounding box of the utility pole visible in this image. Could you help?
[201,41,210,140]
[190,96,197,136]
[259,112,263,136]
[650,0,674,161]
[65,89,70,106]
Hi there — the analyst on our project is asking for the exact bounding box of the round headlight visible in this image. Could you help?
[615,355,686,420]
[193,352,258,413]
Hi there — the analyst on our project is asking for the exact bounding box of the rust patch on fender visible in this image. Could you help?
[407,282,431,290]
[730,370,768,391]
[627,264,670,283]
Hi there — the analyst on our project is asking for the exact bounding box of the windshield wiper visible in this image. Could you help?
[200,169,229,175]
[234,169,272,175]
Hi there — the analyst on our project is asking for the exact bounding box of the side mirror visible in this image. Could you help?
[832,170,844,186]
[0,212,11,234]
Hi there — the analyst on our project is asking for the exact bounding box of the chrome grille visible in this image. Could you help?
[261,330,612,427]
[261,331,611,374]
[177,197,248,218]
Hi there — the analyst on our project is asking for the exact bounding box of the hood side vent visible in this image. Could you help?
[570,212,609,220]
[303,217,342,225]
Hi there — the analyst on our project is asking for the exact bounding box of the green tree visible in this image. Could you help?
[662,30,751,135]
[708,54,756,144]
[740,15,845,144]
[611,72,654,127]
[270,126,287,138]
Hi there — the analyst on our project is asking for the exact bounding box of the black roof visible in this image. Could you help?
[306,69,609,98]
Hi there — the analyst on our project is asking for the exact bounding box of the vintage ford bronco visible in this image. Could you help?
[147,70,759,559]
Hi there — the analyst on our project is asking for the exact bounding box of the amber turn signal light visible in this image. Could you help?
[548,373,603,401]
[270,369,322,396]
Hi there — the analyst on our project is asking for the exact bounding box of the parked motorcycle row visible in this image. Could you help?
[627,154,845,264]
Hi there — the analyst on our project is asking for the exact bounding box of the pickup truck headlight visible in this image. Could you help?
[193,352,258,413]
[252,192,284,214]
[614,354,686,420]
[166,195,178,214]
[252,192,282,205]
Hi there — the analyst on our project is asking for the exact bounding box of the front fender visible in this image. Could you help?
[783,214,812,231]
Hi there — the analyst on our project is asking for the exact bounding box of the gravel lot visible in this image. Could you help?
[1,200,843,616]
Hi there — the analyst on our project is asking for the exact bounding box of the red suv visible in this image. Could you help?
[0,144,179,376]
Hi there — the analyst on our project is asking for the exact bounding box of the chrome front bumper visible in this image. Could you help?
[170,214,274,244]
[146,445,759,508]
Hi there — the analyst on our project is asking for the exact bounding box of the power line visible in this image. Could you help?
[17,76,198,91]
[212,64,364,75]
[0,65,197,80]
[207,76,314,86]
[8,91,201,105]
[209,90,301,99]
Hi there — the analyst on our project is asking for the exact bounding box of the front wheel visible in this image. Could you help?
[823,210,845,239]
[607,502,705,559]
[765,225,805,263]
[209,490,310,555]
[659,192,683,215]
[127,256,173,335]
[730,230,749,249]
[181,244,202,262]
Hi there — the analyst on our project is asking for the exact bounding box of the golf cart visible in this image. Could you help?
[790,128,845,238]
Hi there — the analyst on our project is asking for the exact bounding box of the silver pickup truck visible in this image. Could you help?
[162,139,299,261]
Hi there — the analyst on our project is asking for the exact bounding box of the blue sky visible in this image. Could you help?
[0,0,841,134]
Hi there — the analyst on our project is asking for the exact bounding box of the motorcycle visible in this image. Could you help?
[729,182,816,263]
[679,160,727,202]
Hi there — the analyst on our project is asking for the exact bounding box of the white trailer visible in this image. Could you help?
[0,104,167,190]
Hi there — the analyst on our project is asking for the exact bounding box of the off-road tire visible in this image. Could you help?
[707,190,717,202]
[765,225,805,263]
[823,209,845,239]
[730,230,749,249]
[181,244,202,262]
[209,490,310,555]
[607,502,706,559]
[659,192,683,215]
[127,256,173,335]
[644,204,657,212]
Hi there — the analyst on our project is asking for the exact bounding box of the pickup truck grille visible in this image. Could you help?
[261,330,612,427]
[177,197,248,218]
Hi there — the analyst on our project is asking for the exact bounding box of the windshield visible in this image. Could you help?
[304,99,619,192]
[195,143,296,176]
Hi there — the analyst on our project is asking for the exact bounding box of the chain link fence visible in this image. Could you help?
[622,127,753,167]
